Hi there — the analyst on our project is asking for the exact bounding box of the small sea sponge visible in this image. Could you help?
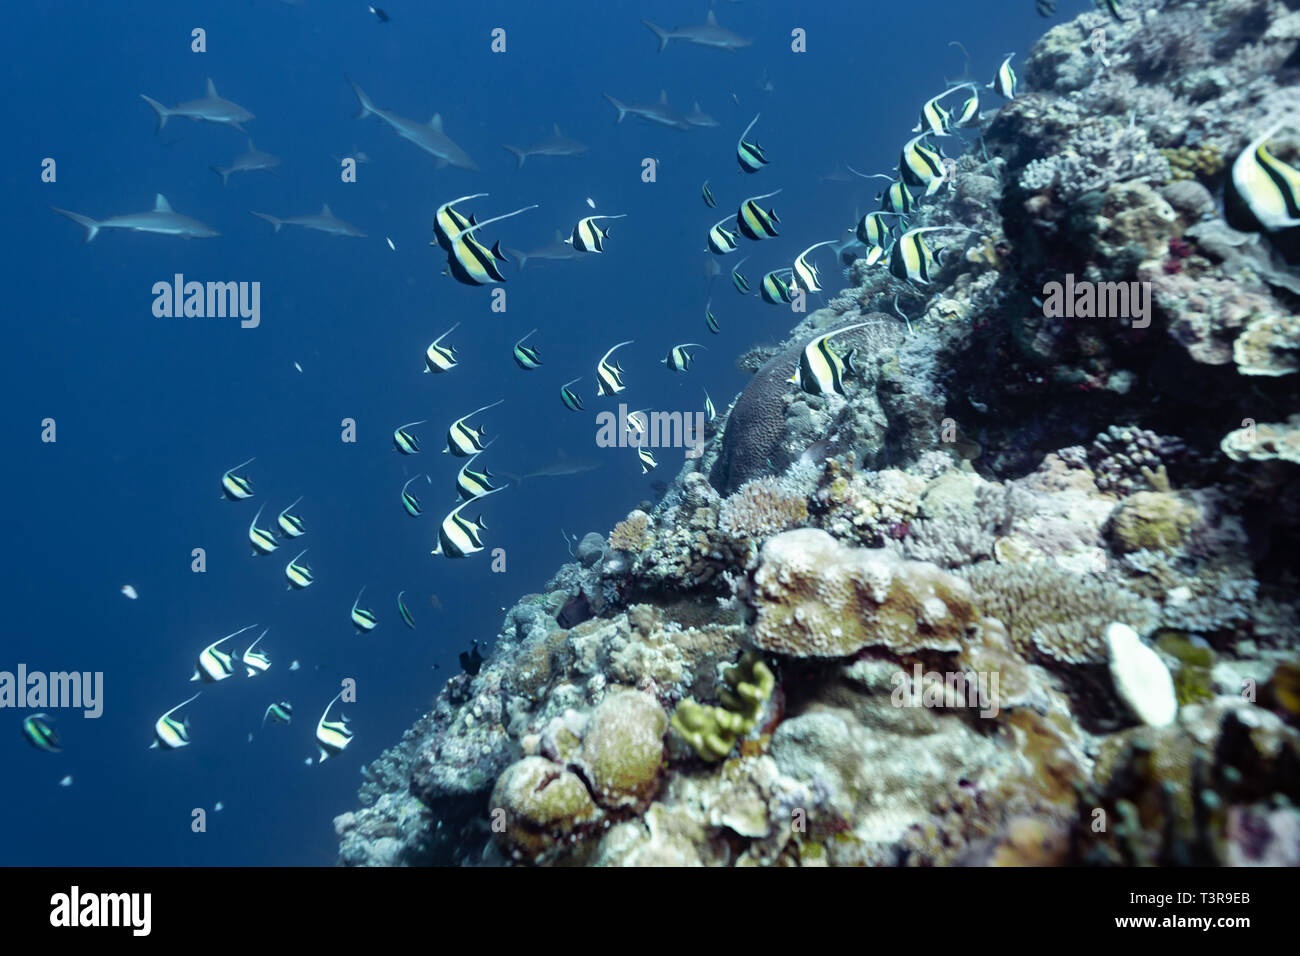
[1107,491,1200,553]
[669,651,775,762]
[748,528,977,658]
[489,757,599,863]
[608,510,652,553]
[577,690,668,810]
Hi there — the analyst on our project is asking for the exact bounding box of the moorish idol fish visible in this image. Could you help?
[456,451,500,501]
[242,629,272,676]
[912,84,976,135]
[432,193,487,252]
[707,214,741,254]
[261,701,292,730]
[889,226,968,285]
[192,625,256,682]
[731,258,751,293]
[663,343,705,372]
[442,205,537,286]
[736,114,769,173]
[702,180,717,208]
[285,548,314,589]
[760,268,794,304]
[1097,0,1128,23]
[637,446,658,474]
[444,399,504,456]
[351,587,378,633]
[315,690,353,762]
[568,214,626,253]
[1227,124,1300,233]
[953,86,981,128]
[705,300,720,334]
[151,692,201,750]
[988,53,1017,100]
[393,419,425,455]
[397,590,416,629]
[791,239,837,294]
[899,133,948,198]
[432,487,505,558]
[276,496,306,538]
[595,340,634,396]
[791,321,883,396]
[220,457,255,500]
[736,190,781,240]
[22,713,61,753]
[560,377,584,411]
[248,504,278,555]
[856,211,907,248]
[512,328,543,369]
[424,322,460,373]
[401,474,429,516]
[704,390,717,423]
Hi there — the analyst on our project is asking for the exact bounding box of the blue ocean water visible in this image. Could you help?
[2,1,1049,865]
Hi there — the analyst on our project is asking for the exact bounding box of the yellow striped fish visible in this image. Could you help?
[432,193,487,251]
[314,690,354,762]
[432,486,505,558]
[736,113,768,173]
[568,214,626,253]
[899,133,947,198]
[442,205,537,286]
[351,587,379,633]
[241,629,272,676]
[790,321,880,396]
[707,214,741,254]
[285,548,314,589]
[1228,124,1300,232]
[220,456,255,500]
[150,691,201,750]
[248,503,278,555]
[988,53,1017,100]
[424,322,460,373]
[192,625,255,682]
[791,239,837,294]
[736,189,781,240]
[596,340,634,396]
[444,399,504,456]
[276,496,306,537]
[393,419,425,455]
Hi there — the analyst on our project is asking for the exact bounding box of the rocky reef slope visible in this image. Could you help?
[336,0,1300,866]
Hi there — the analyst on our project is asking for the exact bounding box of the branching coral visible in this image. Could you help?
[718,476,809,541]
[670,651,775,762]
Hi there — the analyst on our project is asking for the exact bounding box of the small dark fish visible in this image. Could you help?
[369,6,389,22]
[459,641,484,676]
[1036,0,1056,16]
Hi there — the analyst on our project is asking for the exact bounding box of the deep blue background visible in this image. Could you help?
[1,0,1050,865]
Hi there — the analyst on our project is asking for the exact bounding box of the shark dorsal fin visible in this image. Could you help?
[554,229,564,241]
[321,203,333,216]
[706,10,717,25]
[429,114,443,131]
[553,122,562,136]
[247,138,255,151]
[154,194,173,212]
[658,90,668,105]
[693,102,702,113]
[206,78,218,98]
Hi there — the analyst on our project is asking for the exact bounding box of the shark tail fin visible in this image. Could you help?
[250,211,282,234]
[502,144,527,169]
[50,207,100,243]
[140,94,170,133]
[641,19,671,52]
[496,471,524,487]
[601,93,627,124]
[210,166,229,187]
[346,76,375,119]
[507,250,528,272]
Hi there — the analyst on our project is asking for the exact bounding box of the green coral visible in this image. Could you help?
[1107,491,1200,554]
[1160,144,1223,182]
[1156,631,1215,706]
[670,651,775,762]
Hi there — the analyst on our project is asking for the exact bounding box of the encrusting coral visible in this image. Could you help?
[669,651,776,762]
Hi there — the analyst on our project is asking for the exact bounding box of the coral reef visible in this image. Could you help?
[336,0,1300,868]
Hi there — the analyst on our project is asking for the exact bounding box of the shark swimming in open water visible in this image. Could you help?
[51,194,219,242]
[141,78,254,133]
[685,102,719,128]
[602,90,693,130]
[641,11,752,52]
[496,450,601,485]
[346,76,479,171]
[251,203,365,237]
[502,123,588,168]
[503,230,588,270]
[211,139,281,186]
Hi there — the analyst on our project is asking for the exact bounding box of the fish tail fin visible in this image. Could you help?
[502,144,527,168]
[602,93,627,124]
[496,471,523,487]
[50,206,100,243]
[210,166,229,187]
[251,211,282,233]
[641,19,671,51]
[140,94,169,132]
[346,75,375,119]
[510,250,528,271]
